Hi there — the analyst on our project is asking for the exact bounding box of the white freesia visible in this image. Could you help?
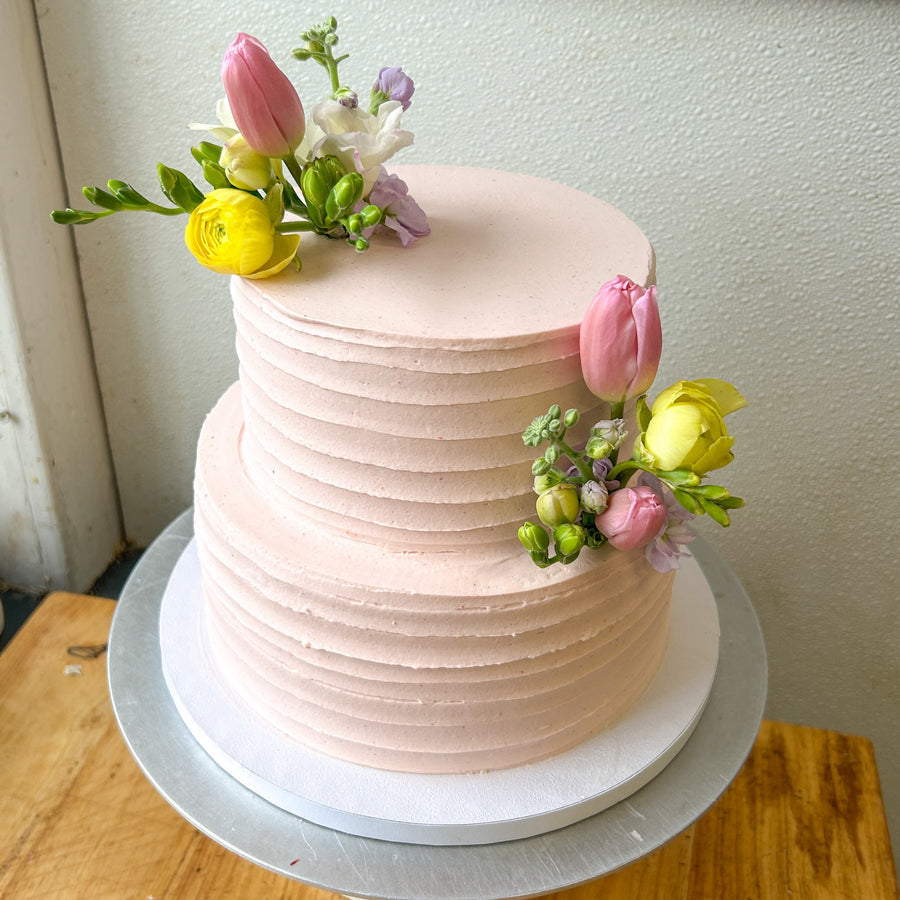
[188,98,238,142]
[299,98,413,193]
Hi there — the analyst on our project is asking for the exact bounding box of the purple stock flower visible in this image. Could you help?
[592,457,620,490]
[365,169,430,245]
[372,66,415,110]
[637,473,696,573]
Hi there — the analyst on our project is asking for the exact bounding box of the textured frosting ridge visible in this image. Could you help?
[193,165,673,773]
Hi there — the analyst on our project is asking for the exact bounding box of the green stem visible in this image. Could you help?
[282,154,306,190]
[140,203,186,216]
[275,221,318,233]
[608,400,625,466]
[557,439,594,482]
[608,459,649,485]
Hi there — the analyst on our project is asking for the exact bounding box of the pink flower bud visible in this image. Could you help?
[594,486,667,551]
[579,276,662,404]
[221,33,306,158]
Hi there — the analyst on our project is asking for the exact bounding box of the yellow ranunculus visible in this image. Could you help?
[641,378,747,475]
[184,189,299,278]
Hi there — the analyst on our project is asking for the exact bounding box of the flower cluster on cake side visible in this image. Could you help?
[518,276,746,573]
[52,17,427,277]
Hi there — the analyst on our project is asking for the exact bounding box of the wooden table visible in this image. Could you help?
[1,592,897,899]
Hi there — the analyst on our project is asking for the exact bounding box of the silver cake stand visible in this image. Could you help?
[108,509,766,900]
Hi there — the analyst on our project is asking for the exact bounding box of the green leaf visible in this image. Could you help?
[636,394,652,432]
[265,183,285,225]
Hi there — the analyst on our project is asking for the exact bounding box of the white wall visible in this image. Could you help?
[36,0,899,855]
[0,0,121,593]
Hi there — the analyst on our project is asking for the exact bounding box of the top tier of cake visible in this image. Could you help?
[230,166,655,551]
[242,165,655,344]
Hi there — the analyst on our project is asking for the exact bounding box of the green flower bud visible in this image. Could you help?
[360,204,383,228]
[658,469,702,487]
[545,444,560,464]
[586,419,627,458]
[548,404,561,420]
[553,523,586,558]
[346,213,364,236]
[585,436,614,459]
[692,483,731,500]
[563,408,579,427]
[518,521,550,553]
[533,469,565,494]
[326,172,364,221]
[535,483,581,528]
[301,156,347,230]
[532,457,551,476]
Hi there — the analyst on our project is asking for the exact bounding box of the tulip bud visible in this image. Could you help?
[222,33,306,158]
[553,523,586,558]
[536,483,581,528]
[220,135,274,191]
[518,521,550,554]
[580,276,662,404]
[594,486,668,551]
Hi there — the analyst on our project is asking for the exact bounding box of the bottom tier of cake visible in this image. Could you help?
[193,384,676,774]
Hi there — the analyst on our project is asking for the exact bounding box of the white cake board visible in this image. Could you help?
[159,540,719,846]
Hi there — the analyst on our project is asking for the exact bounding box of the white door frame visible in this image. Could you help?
[0,0,121,593]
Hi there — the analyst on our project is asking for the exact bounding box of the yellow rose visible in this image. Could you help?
[185,189,299,278]
[642,378,747,475]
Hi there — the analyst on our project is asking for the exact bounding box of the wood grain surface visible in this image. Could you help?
[1,592,897,899]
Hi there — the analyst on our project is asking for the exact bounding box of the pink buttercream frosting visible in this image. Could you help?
[193,165,673,773]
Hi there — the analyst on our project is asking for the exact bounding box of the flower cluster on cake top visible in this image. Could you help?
[52,17,427,278]
[518,276,746,573]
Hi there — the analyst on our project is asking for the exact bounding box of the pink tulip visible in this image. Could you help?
[595,486,667,551]
[579,276,662,404]
[222,34,306,158]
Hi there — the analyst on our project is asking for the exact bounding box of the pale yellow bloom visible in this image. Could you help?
[642,378,747,475]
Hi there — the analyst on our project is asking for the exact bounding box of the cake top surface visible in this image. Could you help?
[248,165,655,345]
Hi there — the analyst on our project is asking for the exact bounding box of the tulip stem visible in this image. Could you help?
[282,154,306,190]
[608,401,625,465]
